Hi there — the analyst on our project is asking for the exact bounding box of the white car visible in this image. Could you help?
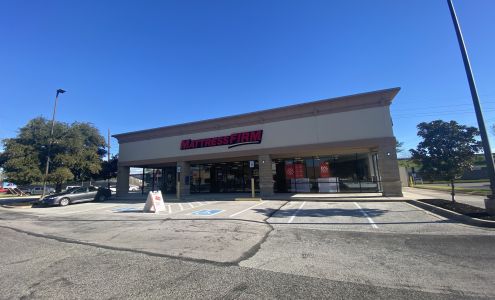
[129,185,140,191]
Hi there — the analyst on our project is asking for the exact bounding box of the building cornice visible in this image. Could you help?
[114,87,400,143]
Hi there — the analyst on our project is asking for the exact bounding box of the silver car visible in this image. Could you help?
[40,186,111,206]
[28,186,55,195]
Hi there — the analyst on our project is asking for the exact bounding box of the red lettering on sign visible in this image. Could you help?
[180,140,191,150]
[250,130,262,141]
[180,130,264,150]
[241,132,250,142]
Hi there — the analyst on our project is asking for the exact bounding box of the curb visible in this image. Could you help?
[235,198,262,201]
[406,199,495,228]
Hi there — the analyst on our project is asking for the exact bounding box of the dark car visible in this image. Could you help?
[40,186,111,206]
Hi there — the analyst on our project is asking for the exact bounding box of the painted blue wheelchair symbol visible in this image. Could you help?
[191,209,224,216]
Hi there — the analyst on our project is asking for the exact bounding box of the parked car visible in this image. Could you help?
[129,185,140,191]
[39,186,111,206]
[28,186,55,195]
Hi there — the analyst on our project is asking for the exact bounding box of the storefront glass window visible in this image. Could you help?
[190,160,259,193]
[273,153,380,193]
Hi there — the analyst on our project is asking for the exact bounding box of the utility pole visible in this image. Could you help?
[107,128,111,189]
[41,89,66,199]
[447,0,495,214]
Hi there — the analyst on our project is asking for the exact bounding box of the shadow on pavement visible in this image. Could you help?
[253,207,387,218]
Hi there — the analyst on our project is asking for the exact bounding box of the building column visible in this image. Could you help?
[377,139,403,197]
[258,154,274,197]
[116,166,130,197]
[176,161,190,198]
[368,153,376,180]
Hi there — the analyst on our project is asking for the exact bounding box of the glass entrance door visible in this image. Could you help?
[160,167,176,194]
[190,161,259,193]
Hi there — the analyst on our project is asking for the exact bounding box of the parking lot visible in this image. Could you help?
[2,196,495,298]
[5,197,490,236]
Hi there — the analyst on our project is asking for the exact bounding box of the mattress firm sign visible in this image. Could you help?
[180,130,263,150]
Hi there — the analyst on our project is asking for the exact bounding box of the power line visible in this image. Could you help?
[392,101,495,113]
[393,108,495,118]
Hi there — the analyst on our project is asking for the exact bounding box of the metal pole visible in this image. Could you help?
[251,177,255,198]
[447,0,495,213]
[41,89,65,199]
[177,171,181,200]
[141,167,145,195]
[107,128,111,189]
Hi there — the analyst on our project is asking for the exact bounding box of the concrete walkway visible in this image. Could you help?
[403,187,486,209]
[116,191,402,202]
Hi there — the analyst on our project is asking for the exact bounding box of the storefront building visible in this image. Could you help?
[114,88,403,197]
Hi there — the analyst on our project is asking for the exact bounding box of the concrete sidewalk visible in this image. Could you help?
[116,192,402,202]
[403,187,486,209]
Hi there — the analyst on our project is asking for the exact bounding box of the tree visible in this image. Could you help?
[0,117,107,191]
[396,140,404,154]
[98,155,118,181]
[410,120,481,202]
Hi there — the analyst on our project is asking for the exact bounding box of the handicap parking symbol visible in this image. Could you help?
[191,209,224,216]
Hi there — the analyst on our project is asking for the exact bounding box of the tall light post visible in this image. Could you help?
[447,0,495,214]
[41,89,66,199]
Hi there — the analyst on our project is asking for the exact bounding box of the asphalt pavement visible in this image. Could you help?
[1,227,489,300]
[1,195,494,299]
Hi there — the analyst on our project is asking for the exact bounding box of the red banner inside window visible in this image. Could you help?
[320,162,330,177]
[285,164,295,179]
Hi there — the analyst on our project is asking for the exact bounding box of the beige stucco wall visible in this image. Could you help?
[119,106,393,163]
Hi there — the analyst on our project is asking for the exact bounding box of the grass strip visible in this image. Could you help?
[413,185,490,196]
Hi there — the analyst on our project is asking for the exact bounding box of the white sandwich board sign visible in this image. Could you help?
[143,191,166,213]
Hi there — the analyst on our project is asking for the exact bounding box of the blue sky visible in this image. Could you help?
[1,0,494,158]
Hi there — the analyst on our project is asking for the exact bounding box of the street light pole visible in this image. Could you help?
[41,89,66,199]
[107,128,111,189]
[447,0,495,214]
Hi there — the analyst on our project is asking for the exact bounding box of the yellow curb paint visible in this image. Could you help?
[234,198,262,201]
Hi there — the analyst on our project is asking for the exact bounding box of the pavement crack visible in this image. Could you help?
[233,201,288,265]
[0,225,238,268]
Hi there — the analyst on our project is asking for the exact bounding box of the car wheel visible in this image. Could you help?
[59,198,70,206]
[97,194,107,202]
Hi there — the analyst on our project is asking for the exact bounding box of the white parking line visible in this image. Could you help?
[165,201,218,216]
[353,202,378,229]
[58,204,122,215]
[288,201,306,223]
[229,201,266,218]
[188,203,194,208]
[55,208,102,215]
[178,203,184,211]
[168,205,172,214]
